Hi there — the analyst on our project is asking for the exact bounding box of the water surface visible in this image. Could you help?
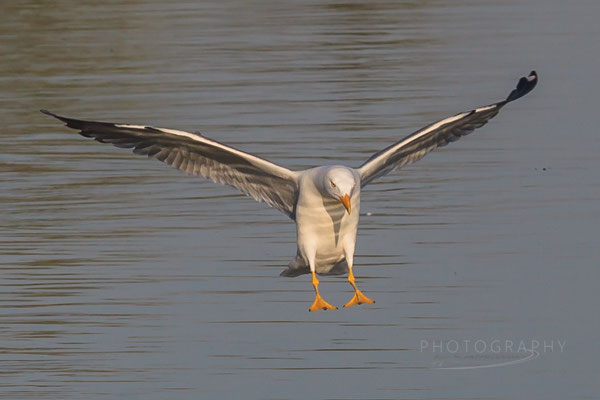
[1,0,599,399]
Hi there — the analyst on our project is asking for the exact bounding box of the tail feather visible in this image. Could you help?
[280,257,348,277]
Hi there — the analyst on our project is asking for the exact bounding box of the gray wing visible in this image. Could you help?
[358,71,538,187]
[42,110,300,219]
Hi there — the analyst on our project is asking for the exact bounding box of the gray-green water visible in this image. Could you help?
[2,1,599,399]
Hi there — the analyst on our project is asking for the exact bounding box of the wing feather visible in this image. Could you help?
[358,71,538,186]
[42,110,300,219]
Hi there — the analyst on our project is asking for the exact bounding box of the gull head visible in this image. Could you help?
[321,166,357,214]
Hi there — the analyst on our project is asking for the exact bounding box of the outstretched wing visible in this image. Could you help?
[42,110,300,219]
[358,71,538,187]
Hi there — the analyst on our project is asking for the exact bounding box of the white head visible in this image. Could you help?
[321,167,357,214]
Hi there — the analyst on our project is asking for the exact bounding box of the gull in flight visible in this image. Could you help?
[42,71,537,312]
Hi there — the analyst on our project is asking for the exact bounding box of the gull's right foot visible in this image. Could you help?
[309,294,337,312]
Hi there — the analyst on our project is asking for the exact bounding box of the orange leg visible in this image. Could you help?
[343,268,375,308]
[309,271,337,312]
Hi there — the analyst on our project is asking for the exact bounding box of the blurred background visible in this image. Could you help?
[1,0,599,399]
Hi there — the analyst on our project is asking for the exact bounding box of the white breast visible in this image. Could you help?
[294,168,360,272]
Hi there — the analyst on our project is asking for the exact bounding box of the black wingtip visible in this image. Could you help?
[506,70,538,103]
[40,109,66,122]
[40,109,89,131]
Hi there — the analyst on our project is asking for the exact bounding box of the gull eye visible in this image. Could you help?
[330,180,336,188]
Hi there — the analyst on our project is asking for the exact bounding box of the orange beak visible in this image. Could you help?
[339,193,351,214]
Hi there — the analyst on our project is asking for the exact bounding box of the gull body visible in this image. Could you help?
[42,71,538,311]
[291,166,360,277]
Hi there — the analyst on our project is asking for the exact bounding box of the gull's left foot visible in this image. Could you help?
[344,289,375,308]
[344,268,375,308]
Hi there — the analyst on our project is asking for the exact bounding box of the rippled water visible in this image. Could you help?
[2,0,599,399]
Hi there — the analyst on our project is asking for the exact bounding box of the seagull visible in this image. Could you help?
[42,71,537,312]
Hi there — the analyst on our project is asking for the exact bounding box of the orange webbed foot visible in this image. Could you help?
[309,293,338,312]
